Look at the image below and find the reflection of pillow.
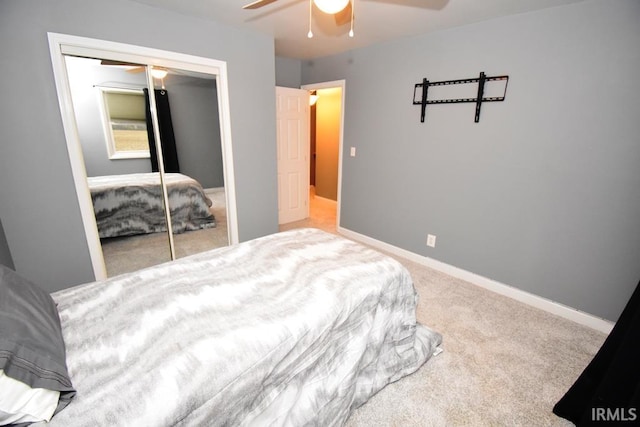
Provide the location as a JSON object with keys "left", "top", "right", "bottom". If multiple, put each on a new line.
{"left": 0, "top": 265, "right": 75, "bottom": 424}
{"left": 0, "top": 369, "right": 59, "bottom": 424}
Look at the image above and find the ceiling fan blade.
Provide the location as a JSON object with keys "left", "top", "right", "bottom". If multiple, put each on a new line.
{"left": 100, "top": 60, "right": 146, "bottom": 74}
{"left": 334, "top": 1, "right": 352, "bottom": 26}
{"left": 243, "top": 0, "right": 278, "bottom": 10}
{"left": 100, "top": 59, "right": 135, "bottom": 66}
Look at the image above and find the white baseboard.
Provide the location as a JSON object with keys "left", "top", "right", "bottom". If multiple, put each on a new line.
{"left": 337, "top": 226, "right": 614, "bottom": 335}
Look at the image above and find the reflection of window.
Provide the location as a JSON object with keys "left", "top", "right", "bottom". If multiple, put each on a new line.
{"left": 98, "top": 87, "right": 150, "bottom": 159}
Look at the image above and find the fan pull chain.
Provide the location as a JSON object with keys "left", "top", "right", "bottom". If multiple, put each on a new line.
{"left": 349, "top": 0, "right": 355, "bottom": 37}
{"left": 307, "top": 0, "right": 313, "bottom": 38}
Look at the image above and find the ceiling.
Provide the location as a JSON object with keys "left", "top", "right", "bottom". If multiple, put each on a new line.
{"left": 131, "top": 0, "right": 585, "bottom": 60}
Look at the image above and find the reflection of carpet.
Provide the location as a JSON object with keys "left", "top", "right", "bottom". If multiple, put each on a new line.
{"left": 101, "top": 188, "right": 228, "bottom": 277}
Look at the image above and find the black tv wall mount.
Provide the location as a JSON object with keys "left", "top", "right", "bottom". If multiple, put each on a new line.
{"left": 413, "top": 72, "right": 509, "bottom": 123}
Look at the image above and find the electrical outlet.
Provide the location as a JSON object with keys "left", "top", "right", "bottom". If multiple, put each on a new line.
{"left": 426, "top": 234, "right": 436, "bottom": 248}
{"left": 350, "top": 147, "right": 356, "bottom": 157}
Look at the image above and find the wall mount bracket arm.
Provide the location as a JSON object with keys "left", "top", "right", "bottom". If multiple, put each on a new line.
{"left": 413, "top": 72, "right": 509, "bottom": 123}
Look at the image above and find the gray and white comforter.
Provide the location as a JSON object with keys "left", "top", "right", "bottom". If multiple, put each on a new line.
{"left": 87, "top": 172, "right": 215, "bottom": 239}
{"left": 47, "top": 228, "right": 442, "bottom": 426}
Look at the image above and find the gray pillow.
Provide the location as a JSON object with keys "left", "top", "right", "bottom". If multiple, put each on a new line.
{"left": 0, "top": 265, "right": 75, "bottom": 419}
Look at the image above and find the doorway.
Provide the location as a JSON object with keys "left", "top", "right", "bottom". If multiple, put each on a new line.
{"left": 311, "top": 88, "right": 338, "bottom": 200}
{"left": 280, "top": 80, "right": 344, "bottom": 234}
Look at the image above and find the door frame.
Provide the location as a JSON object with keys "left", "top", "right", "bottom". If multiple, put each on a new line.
{"left": 301, "top": 80, "right": 345, "bottom": 228}
{"left": 48, "top": 32, "right": 239, "bottom": 280}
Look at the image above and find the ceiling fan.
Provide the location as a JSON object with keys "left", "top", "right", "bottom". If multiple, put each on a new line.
{"left": 244, "top": 0, "right": 355, "bottom": 35}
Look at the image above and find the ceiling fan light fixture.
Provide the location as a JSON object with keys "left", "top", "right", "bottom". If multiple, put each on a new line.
{"left": 307, "top": 0, "right": 314, "bottom": 38}
{"left": 150, "top": 68, "right": 168, "bottom": 79}
{"left": 348, "top": 0, "right": 355, "bottom": 37}
{"left": 313, "top": 0, "right": 349, "bottom": 15}
{"left": 309, "top": 91, "right": 319, "bottom": 105}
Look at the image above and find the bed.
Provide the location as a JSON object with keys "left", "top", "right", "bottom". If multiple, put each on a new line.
{"left": 87, "top": 172, "right": 216, "bottom": 239}
{"left": 1, "top": 228, "right": 442, "bottom": 426}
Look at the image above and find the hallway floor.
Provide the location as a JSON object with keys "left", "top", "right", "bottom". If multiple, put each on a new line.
{"left": 279, "top": 186, "right": 336, "bottom": 234}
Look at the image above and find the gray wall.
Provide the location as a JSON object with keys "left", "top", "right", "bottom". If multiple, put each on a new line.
{"left": 275, "top": 56, "right": 302, "bottom": 88}
{"left": 0, "top": 219, "right": 15, "bottom": 270}
{"left": 66, "top": 58, "right": 225, "bottom": 187}
{"left": 168, "top": 75, "right": 224, "bottom": 189}
{"left": 302, "top": 0, "right": 640, "bottom": 322}
{"left": 66, "top": 57, "right": 152, "bottom": 176}
{"left": 0, "top": 0, "right": 279, "bottom": 292}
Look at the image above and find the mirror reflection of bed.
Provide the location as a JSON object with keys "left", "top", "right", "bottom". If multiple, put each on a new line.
{"left": 100, "top": 186, "right": 228, "bottom": 276}
{"left": 64, "top": 56, "right": 229, "bottom": 277}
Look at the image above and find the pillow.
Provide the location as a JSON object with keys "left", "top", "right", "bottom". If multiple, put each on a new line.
{"left": 0, "top": 369, "right": 59, "bottom": 424}
{"left": 0, "top": 265, "right": 75, "bottom": 424}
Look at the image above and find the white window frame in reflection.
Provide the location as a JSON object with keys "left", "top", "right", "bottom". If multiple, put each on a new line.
{"left": 97, "top": 86, "right": 151, "bottom": 160}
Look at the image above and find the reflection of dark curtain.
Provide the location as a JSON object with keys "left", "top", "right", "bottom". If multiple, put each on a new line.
{"left": 144, "top": 88, "right": 180, "bottom": 173}
{"left": 553, "top": 280, "right": 640, "bottom": 425}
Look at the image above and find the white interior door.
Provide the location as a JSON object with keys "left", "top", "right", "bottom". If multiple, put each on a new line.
{"left": 276, "top": 86, "right": 309, "bottom": 225}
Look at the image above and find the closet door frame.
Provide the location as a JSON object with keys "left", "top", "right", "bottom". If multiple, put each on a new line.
{"left": 48, "top": 32, "right": 239, "bottom": 280}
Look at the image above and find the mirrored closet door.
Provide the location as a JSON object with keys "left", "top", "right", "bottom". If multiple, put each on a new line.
{"left": 50, "top": 33, "right": 238, "bottom": 280}
{"left": 148, "top": 68, "right": 229, "bottom": 259}
{"left": 65, "top": 56, "right": 173, "bottom": 276}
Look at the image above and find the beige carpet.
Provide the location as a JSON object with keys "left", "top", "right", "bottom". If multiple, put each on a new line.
{"left": 282, "top": 189, "right": 607, "bottom": 426}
